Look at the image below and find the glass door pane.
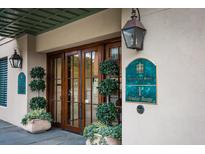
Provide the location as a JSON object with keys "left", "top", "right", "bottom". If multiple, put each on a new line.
{"left": 85, "top": 52, "right": 92, "bottom": 125}
{"left": 48, "top": 55, "right": 62, "bottom": 126}
{"left": 53, "top": 57, "right": 62, "bottom": 123}
{"left": 66, "top": 52, "right": 80, "bottom": 130}
{"left": 92, "top": 51, "right": 99, "bottom": 122}
{"left": 84, "top": 50, "right": 99, "bottom": 126}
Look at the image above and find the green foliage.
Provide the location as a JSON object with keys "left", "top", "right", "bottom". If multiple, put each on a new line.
{"left": 21, "top": 66, "right": 52, "bottom": 126}
{"left": 29, "top": 97, "right": 47, "bottom": 110}
{"left": 97, "top": 78, "right": 118, "bottom": 96}
{"left": 30, "top": 66, "right": 45, "bottom": 79}
{"left": 83, "top": 122, "right": 104, "bottom": 140}
{"left": 83, "top": 59, "right": 121, "bottom": 144}
{"left": 98, "top": 124, "right": 122, "bottom": 141}
{"left": 83, "top": 122, "right": 122, "bottom": 144}
{"left": 96, "top": 102, "right": 117, "bottom": 125}
{"left": 29, "top": 79, "right": 45, "bottom": 92}
{"left": 99, "top": 59, "right": 119, "bottom": 76}
{"left": 21, "top": 109, "right": 52, "bottom": 125}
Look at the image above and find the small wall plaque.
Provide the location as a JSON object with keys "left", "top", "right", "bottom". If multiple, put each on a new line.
{"left": 126, "top": 58, "right": 157, "bottom": 104}
{"left": 18, "top": 72, "right": 26, "bottom": 94}
{"left": 137, "top": 105, "right": 144, "bottom": 114}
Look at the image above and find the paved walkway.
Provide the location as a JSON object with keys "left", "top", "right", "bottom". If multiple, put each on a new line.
{"left": 0, "top": 120, "right": 86, "bottom": 145}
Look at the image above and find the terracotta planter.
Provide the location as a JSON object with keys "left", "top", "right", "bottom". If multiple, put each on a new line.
{"left": 23, "top": 119, "right": 51, "bottom": 133}
{"left": 86, "top": 134, "right": 121, "bottom": 145}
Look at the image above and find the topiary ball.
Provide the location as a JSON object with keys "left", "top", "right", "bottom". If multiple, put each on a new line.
{"left": 99, "top": 59, "right": 119, "bottom": 76}
{"left": 29, "top": 97, "right": 47, "bottom": 110}
{"left": 29, "top": 79, "right": 46, "bottom": 92}
{"left": 30, "top": 66, "right": 45, "bottom": 79}
{"left": 96, "top": 102, "right": 117, "bottom": 125}
{"left": 97, "top": 78, "right": 118, "bottom": 96}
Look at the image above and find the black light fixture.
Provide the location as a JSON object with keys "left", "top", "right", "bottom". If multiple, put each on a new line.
{"left": 122, "top": 8, "right": 146, "bottom": 50}
{"left": 9, "top": 49, "right": 23, "bottom": 68}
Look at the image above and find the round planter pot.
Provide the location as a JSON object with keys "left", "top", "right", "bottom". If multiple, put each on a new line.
{"left": 104, "top": 136, "right": 121, "bottom": 145}
{"left": 86, "top": 134, "right": 121, "bottom": 145}
{"left": 23, "top": 119, "right": 51, "bottom": 133}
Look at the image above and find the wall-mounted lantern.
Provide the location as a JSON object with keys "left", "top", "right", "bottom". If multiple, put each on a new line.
{"left": 9, "top": 50, "right": 23, "bottom": 68}
{"left": 122, "top": 8, "right": 146, "bottom": 50}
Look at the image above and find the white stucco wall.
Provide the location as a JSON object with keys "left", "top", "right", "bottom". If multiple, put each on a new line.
{"left": 0, "top": 35, "right": 28, "bottom": 127}
{"left": 0, "top": 35, "right": 46, "bottom": 127}
{"left": 122, "top": 8, "right": 205, "bottom": 144}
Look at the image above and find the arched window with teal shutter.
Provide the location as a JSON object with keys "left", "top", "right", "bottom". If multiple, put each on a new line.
{"left": 18, "top": 72, "right": 26, "bottom": 94}
{"left": 126, "top": 58, "right": 157, "bottom": 104}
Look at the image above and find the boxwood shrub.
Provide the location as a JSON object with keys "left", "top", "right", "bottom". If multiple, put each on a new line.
{"left": 29, "top": 97, "right": 47, "bottom": 110}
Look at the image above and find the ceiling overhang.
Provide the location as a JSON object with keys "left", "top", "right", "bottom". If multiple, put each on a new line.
{"left": 0, "top": 8, "right": 105, "bottom": 41}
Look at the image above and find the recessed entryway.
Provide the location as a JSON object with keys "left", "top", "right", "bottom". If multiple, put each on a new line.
{"left": 47, "top": 38, "right": 121, "bottom": 134}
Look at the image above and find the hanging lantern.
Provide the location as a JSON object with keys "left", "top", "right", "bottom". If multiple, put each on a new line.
{"left": 9, "top": 50, "right": 23, "bottom": 68}
{"left": 122, "top": 8, "right": 146, "bottom": 50}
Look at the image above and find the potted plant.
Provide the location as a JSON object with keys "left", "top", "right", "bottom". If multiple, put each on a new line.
{"left": 84, "top": 121, "right": 122, "bottom": 145}
{"left": 21, "top": 66, "right": 52, "bottom": 133}
{"left": 83, "top": 59, "right": 122, "bottom": 145}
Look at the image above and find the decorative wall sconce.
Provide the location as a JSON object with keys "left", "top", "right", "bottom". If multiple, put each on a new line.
{"left": 9, "top": 49, "right": 23, "bottom": 68}
{"left": 122, "top": 8, "right": 146, "bottom": 50}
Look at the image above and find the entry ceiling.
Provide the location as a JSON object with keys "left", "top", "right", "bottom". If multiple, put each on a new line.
{"left": 0, "top": 8, "right": 105, "bottom": 39}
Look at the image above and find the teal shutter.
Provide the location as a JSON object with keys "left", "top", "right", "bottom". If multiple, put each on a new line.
{"left": 0, "top": 57, "right": 8, "bottom": 107}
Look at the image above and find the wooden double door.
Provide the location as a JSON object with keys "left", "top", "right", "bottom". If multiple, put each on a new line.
{"left": 47, "top": 47, "right": 103, "bottom": 133}
{"left": 47, "top": 40, "right": 121, "bottom": 133}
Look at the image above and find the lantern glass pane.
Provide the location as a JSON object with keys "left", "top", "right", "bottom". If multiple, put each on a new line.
{"left": 17, "top": 60, "right": 21, "bottom": 68}
{"left": 135, "top": 27, "right": 146, "bottom": 49}
{"left": 13, "top": 59, "right": 18, "bottom": 68}
{"left": 123, "top": 28, "right": 136, "bottom": 48}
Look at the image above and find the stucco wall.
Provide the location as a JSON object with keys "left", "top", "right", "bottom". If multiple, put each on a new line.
{"left": 122, "top": 8, "right": 205, "bottom": 144}
{"left": 36, "top": 8, "right": 121, "bottom": 53}
{"left": 0, "top": 35, "right": 46, "bottom": 127}
{"left": 0, "top": 35, "right": 28, "bottom": 127}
